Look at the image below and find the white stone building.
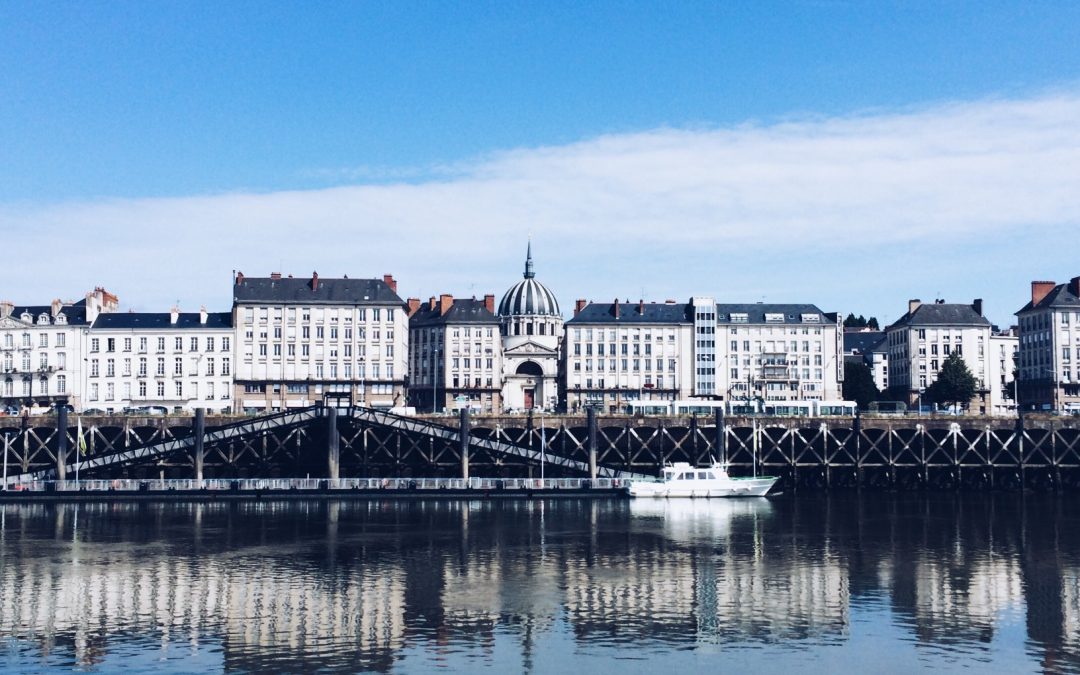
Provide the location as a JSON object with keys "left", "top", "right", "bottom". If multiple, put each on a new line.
{"left": 885, "top": 299, "right": 993, "bottom": 413}
{"left": 232, "top": 272, "right": 408, "bottom": 412}
{"left": 497, "top": 245, "right": 563, "bottom": 411}
{"left": 0, "top": 288, "right": 118, "bottom": 413}
{"left": 1015, "top": 277, "right": 1080, "bottom": 414}
{"left": 564, "top": 299, "right": 695, "bottom": 412}
{"left": 407, "top": 294, "right": 503, "bottom": 414}
{"left": 710, "top": 302, "right": 844, "bottom": 404}
{"left": 988, "top": 328, "right": 1019, "bottom": 416}
{"left": 86, "top": 308, "right": 234, "bottom": 413}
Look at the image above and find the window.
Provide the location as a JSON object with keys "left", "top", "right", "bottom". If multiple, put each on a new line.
{"left": 190, "top": 337, "right": 198, "bottom": 351}
{"left": 57, "top": 374, "right": 66, "bottom": 393}
{"left": 157, "top": 337, "right": 165, "bottom": 352}
{"left": 175, "top": 337, "right": 183, "bottom": 351}
{"left": 157, "top": 381, "right": 165, "bottom": 397}
{"left": 139, "top": 381, "right": 147, "bottom": 397}
{"left": 90, "top": 359, "right": 99, "bottom": 377}
{"left": 106, "top": 358, "right": 115, "bottom": 377}
{"left": 91, "top": 338, "right": 100, "bottom": 352}
{"left": 174, "top": 358, "right": 183, "bottom": 375}
{"left": 206, "top": 358, "right": 215, "bottom": 375}
{"left": 222, "top": 337, "right": 230, "bottom": 351}
{"left": 222, "top": 358, "right": 230, "bottom": 376}
{"left": 39, "top": 333, "right": 48, "bottom": 348}
{"left": 57, "top": 333, "right": 66, "bottom": 347}
{"left": 176, "top": 381, "right": 183, "bottom": 398}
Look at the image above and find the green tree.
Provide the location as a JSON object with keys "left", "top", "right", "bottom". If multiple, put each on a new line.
{"left": 842, "top": 361, "right": 880, "bottom": 409}
{"left": 844, "top": 313, "right": 860, "bottom": 328}
{"left": 925, "top": 353, "right": 978, "bottom": 411}
{"left": 867, "top": 317, "right": 880, "bottom": 330}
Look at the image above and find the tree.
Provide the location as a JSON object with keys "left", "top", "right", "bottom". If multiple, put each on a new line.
{"left": 925, "top": 353, "right": 978, "bottom": 411}
{"left": 867, "top": 317, "right": 880, "bottom": 330}
{"left": 842, "top": 361, "right": 880, "bottom": 409}
{"left": 843, "top": 314, "right": 881, "bottom": 330}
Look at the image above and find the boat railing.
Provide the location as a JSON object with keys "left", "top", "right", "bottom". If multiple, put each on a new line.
{"left": 1, "top": 477, "right": 625, "bottom": 493}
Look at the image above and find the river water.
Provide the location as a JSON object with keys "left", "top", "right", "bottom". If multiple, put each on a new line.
{"left": 1, "top": 494, "right": 1078, "bottom": 674}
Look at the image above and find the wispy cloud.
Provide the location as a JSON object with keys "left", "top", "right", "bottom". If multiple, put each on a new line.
{"left": 4, "top": 90, "right": 1079, "bottom": 325}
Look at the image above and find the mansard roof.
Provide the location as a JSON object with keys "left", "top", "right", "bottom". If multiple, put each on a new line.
{"left": 714, "top": 303, "right": 828, "bottom": 324}
{"left": 92, "top": 312, "right": 233, "bottom": 330}
{"left": 1015, "top": 283, "right": 1080, "bottom": 314}
{"left": 887, "top": 303, "right": 990, "bottom": 330}
{"left": 234, "top": 276, "right": 404, "bottom": 306}
{"left": 411, "top": 298, "right": 499, "bottom": 327}
{"left": 566, "top": 302, "right": 693, "bottom": 325}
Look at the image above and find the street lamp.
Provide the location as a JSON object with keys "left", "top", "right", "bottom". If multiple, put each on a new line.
{"left": 358, "top": 357, "right": 366, "bottom": 408}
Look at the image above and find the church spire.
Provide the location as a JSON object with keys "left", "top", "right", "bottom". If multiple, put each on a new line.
{"left": 524, "top": 238, "right": 535, "bottom": 279}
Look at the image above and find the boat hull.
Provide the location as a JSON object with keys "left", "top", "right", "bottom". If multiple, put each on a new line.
{"left": 627, "top": 477, "right": 778, "bottom": 498}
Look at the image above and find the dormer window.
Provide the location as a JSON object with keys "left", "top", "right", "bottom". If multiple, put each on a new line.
{"left": 55, "top": 314, "right": 66, "bottom": 325}
{"left": 37, "top": 314, "right": 49, "bottom": 325}
{"left": 20, "top": 312, "right": 31, "bottom": 323}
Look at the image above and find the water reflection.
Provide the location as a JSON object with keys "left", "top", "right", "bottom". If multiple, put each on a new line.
{"left": 0, "top": 495, "right": 1077, "bottom": 673}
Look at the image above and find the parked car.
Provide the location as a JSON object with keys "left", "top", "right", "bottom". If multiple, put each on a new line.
{"left": 82, "top": 408, "right": 107, "bottom": 415}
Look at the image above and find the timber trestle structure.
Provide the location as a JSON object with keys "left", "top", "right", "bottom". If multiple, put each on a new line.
{"left": 2, "top": 408, "right": 1079, "bottom": 489}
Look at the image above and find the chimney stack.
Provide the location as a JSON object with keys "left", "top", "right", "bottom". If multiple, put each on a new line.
{"left": 407, "top": 298, "right": 421, "bottom": 316}
{"left": 638, "top": 299, "right": 645, "bottom": 315}
{"left": 440, "top": 293, "right": 453, "bottom": 316}
{"left": 429, "top": 296, "right": 437, "bottom": 310}
{"left": 613, "top": 298, "right": 620, "bottom": 319}
{"left": 50, "top": 299, "right": 62, "bottom": 317}
{"left": 483, "top": 294, "right": 495, "bottom": 314}
{"left": 574, "top": 299, "right": 587, "bottom": 317}
{"left": 270, "top": 272, "right": 281, "bottom": 280}
{"left": 199, "top": 306, "right": 208, "bottom": 324}
{"left": 311, "top": 271, "right": 319, "bottom": 292}
{"left": 972, "top": 298, "right": 983, "bottom": 317}
{"left": 383, "top": 274, "right": 398, "bottom": 293}
{"left": 170, "top": 306, "right": 180, "bottom": 325}
{"left": 908, "top": 299, "right": 922, "bottom": 315}
{"left": 1031, "top": 281, "right": 1056, "bottom": 306}
{"left": 0, "top": 301, "right": 12, "bottom": 318}
{"left": 1070, "top": 276, "right": 1080, "bottom": 298}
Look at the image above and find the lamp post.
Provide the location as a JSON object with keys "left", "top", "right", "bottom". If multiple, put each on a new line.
{"left": 359, "top": 358, "right": 366, "bottom": 408}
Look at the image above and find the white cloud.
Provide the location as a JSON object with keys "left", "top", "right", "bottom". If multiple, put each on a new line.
{"left": 3, "top": 90, "right": 1080, "bottom": 326}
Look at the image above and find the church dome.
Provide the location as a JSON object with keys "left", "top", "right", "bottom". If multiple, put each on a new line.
{"left": 498, "top": 243, "right": 561, "bottom": 317}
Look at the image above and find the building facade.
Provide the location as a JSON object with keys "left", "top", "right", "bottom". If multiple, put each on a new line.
{"left": 232, "top": 272, "right": 408, "bottom": 412}
{"left": 1015, "top": 278, "right": 1080, "bottom": 414}
{"left": 988, "top": 328, "right": 1018, "bottom": 416}
{"left": 844, "top": 330, "right": 889, "bottom": 393}
{"left": 86, "top": 308, "right": 234, "bottom": 413}
{"left": 564, "top": 299, "right": 695, "bottom": 412}
{"left": 408, "top": 294, "right": 503, "bottom": 414}
{"left": 0, "top": 288, "right": 118, "bottom": 412}
{"left": 497, "top": 245, "right": 563, "bottom": 412}
{"left": 711, "top": 303, "right": 844, "bottom": 404}
{"left": 885, "top": 299, "right": 993, "bottom": 412}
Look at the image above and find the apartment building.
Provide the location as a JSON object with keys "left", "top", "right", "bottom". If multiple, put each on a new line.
{"left": 1015, "top": 277, "right": 1080, "bottom": 414}
{"left": 564, "top": 299, "right": 695, "bottom": 412}
{"left": 407, "top": 294, "right": 503, "bottom": 414}
{"left": 885, "top": 299, "right": 993, "bottom": 412}
{"left": 712, "top": 303, "right": 844, "bottom": 403}
{"left": 233, "top": 272, "right": 408, "bottom": 412}
{"left": 988, "top": 328, "right": 1019, "bottom": 416}
{"left": 0, "top": 288, "right": 117, "bottom": 412}
{"left": 86, "top": 308, "right": 233, "bottom": 413}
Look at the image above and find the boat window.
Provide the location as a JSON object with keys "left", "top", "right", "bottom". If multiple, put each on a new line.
{"left": 677, "top": 473, "right": 691, "bottom": 480}
{"left": 706, "top": 472, "right": 716, "bottom": 479}
{"left": 698, "top": 471, "right": 708, "bottom": 479}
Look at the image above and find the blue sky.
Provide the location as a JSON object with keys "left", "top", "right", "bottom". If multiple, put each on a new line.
{"left": 3, "top": 1, "right": 1080, "bottom": 327}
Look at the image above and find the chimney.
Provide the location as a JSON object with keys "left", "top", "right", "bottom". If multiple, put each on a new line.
{"left": 1070, "top": 276, "right": 1080, "bottom": 298}
{"left": 638, "top": 299, "right": 645, "bottom": 315}
{"left": 483, "top": 294, "right": 495, "bottom": 314}
{"left": 407, "top": 298, "right": 422, "bottom": 316}
{"left": 383, "top": 274, "right": 397, "bottom": 293}
{"left": 665, "top": 299, "right": 676, "bottom": 304}
{"left": 429, "top": 296, "right": 437, "bottom": 310}
{"left": 1031, "top": 281, "right": 1056, "bottom": 306}
{"left": 972, "top": 298, "right": 983, "bottom": 317}
{"left": 50, "top": 299, "right": 62, "bottom": 317}
{"left": 613, "top": 298, "right": 620, "bottom": 319}
{"left": 0, "top": 301, "right": 12, "bottom": 318}
{"left": 574, "top": 299, "right": 587, "bottom": 317}
{"left": 199, "top": 306, "right": 208, "bottom": 324}
{"left": 170, "top": 306, "right": 180, "bottom": 325}
{"left": 311, "top": 271, "right": 319, "bottom": 291}
{"left": 440, "top": 293, "right": 453, "bottom": 316}
{"left": 908, "top": 299, "right": 921, "bottom": 315}
{"left": 235, "top": 271, "right": 244, "bottom": 285}
{"left": 270, "top": 272, "right": 282, "bottom": 280}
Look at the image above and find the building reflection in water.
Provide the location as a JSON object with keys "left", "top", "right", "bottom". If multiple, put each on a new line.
{"left": 0, "top": 494, "right": 1078, "bottom": 673}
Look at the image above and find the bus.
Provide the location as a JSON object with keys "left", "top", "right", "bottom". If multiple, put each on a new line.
{"left": 813, "top": 400, "right": 857, "bottom": 417}
{"left": 726, "top": 400, "right": 762, "bottom": 416}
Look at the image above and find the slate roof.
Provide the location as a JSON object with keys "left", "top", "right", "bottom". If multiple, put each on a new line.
{"left": 566, "top": 302, "right": 693, "bottom": 325}
{"left": 1015, "top": 283, "right": 1080, "bottom": 314}
{"left": 92, "top": 312, "right": 233, "bottom": 330}
{"left": 886, "top": 303, "right": 990, "bottom": 330}
{"left": 844, "top": 331, "right": 886, "bottom": 355}
{"left": 714, "top": 303, "right": 827, "bottom": 324}
{"left": 9, "top": 299, "right": 90, "bottom": 325}
{"left": 410, "top": 299, "right": 499, "bottom": 327}
{"left": 234, "top": 277, "right": 404, "bottom": 306}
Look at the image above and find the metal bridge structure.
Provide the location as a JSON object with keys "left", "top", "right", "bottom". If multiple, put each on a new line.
{"left": 2, "top": 407, "right": 1079, "bottom": 489}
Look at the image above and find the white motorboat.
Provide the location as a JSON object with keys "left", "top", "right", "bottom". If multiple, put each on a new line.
{"left": 626, "top": 461, "right": 778, "bottom": 498}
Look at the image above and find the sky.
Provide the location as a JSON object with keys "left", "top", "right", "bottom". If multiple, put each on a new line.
{"left": 2, "top": 1, "right": 1080, "bottom": 328}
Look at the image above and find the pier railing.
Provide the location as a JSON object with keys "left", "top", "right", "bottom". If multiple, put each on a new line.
{"left": 2, "top": 477, "right": 626, "bottom": 493}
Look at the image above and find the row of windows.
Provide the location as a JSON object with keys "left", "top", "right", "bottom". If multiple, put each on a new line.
{"left": 245, "top": 326, "right": 394, "bottom": 341}
{"left": 2, "top": 332, "right": 67, "bottom": 349}
{"left": 573, "top": 359, "right": 678, "bottom": 373}
{"left": 87, "top": 380, "right": 232, "bottom": 401}
{"left": 88, "top": 357, "right": 231, "bottom": 378}
{"left": 1, "top": 375, "right": 65, "bottom": 396}
{"left": 243, "top": 307, "right": 398, "bottom": 323}
{"left": 90, "top": 336, "right": 231, "bottom": 354}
